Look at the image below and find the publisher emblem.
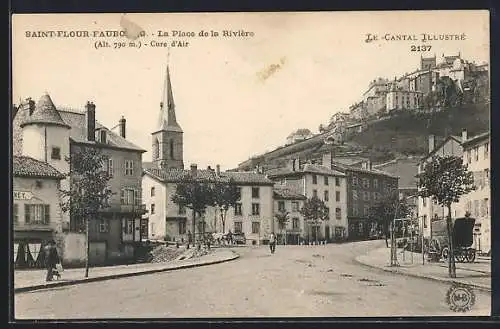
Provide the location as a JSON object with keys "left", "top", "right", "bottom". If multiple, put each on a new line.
{"left": 446, "top": 284, "right": 475, "bottom": 312}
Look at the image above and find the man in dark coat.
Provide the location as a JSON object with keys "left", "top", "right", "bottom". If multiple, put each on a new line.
{"left": 44, "top": 240, "right": 59, "bottom": 281}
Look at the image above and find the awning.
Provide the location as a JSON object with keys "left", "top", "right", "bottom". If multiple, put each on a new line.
{"left": 14, "top": 229, "right": 54, "bottom": 241}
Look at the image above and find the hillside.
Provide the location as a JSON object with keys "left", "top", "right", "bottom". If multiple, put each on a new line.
{"left": 350, "top": 102, "right": 490, "bottom": 162}
{"left": 237, "top": 102, "right": 489, "bottom": 171}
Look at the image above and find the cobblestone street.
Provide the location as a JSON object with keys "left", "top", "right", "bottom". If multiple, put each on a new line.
{"left": 15, "top": 240, "right": 490, "bottom": 319}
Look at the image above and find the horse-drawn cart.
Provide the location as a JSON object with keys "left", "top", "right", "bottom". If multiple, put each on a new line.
{"left": 429, "top": 217, "right": 476, "bottom": 263}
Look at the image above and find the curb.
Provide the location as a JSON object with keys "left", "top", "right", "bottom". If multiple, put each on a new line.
{"left": 354, "top": 256, "right": 491, "bottom": 293}
{"left": 15, "top": 251, "right": 239, "bottom": 294}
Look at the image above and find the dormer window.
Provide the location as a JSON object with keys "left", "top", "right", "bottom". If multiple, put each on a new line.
{"left": 99, "top": 130, "right": 107, "bottom": 144}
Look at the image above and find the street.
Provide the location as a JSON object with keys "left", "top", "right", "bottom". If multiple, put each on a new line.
{"left": 15, "top": 240, "right": 490, "bottom": 319}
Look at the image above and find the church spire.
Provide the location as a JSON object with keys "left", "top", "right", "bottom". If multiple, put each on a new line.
{"left": 157, "top": 52, "right": 182, "bottom": 133}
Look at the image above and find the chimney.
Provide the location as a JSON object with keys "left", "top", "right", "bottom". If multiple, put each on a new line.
{"left": 22, "top": 98, "right": 35, "bottom": 116}
{"left": 85, "top": 101, "right": 96, "bottom": 142}
{"left": 428, "top": 134, "right": 435, "bottom": 153}
{"left": 461, "top": 129, "right": 468, "bottom": 143}
{"left": 119, "top": 116, "right": 126, "bottom": 138}
{"left": 190, "top": 164, "right": 197, "bottom": 177}
{"left": 322, "top": 152, "right": 332, "bottom": 169}
{"left": 216, "top": 164, "right": 220, "bottom": 175}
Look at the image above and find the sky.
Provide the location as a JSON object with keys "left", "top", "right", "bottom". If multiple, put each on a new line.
{"left": 12, "top": 11, "right": 489, "bottom": 170}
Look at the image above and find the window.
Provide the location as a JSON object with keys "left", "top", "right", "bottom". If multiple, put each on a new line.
{"left": 169, "top": 139, "right": 174, "bottom": 159}
{"left": 422, "top": 197, "right": 427, "bottom": 207}
{"left": 236, "top": 187, "right": 242, "bottom": 199}
{"left": 352, "top": 190, "right": 358, "bottom": 201}
{"left": 150, "top": 204, "right": 155, "bottom": 214}
{"left": 363, "top": 205, "right": 370, "bottom": 216}
{"left": 292, "top": 218, "right": 299, "bottom": 229}
{"left": 120, "top": 189, "right": 139, "bottom": 205}
{"left": 423, "top": 215, "right": 428, "bottom": 229}
{"left": 336, "top": 191, "right": 340, "bottom": 202}
{"left": 179, "top": 221, "right": 186, "bottom": 234}
{"left": 324, "top": 191, "right": 329, "bottom": 202}
{"left": 483, "top": 198, "right": 489, "bottom": 216}
{"left": 467, "top": 150, "right": 471, "bottom": 164}
{"left": 252, "top": 222, "right": 260, "bottom": 234}
{"left": 252, "top": 203, "right": 260, "bottom": 216}
{"left": 484, "top": 142, "right": 489, "bottom": 159}
{"left": 122, "top": 219, "right": 134, "bottom": 235}
{"left": 125, "top": 160, "right": 134, "bottom": 176}
{"left": 335, "top": 177, "right": 340, "bottom": 186}
{"left": 278, "top": 201, "right": 285, "bottom": 212}
{"left": 291, "top": 201, "right": 299, "bottom": 212}
{"left": 252, "top": 187, "right": 260, "bottom": 198}
{"left": 312, "top": 189, "right": 318, "bottom": 198}
{"left": 373, "top": 179, "right": 378, "bottom": 188}
{"left": 234, "top": 203, "right": 243, "bottom": 216}
{"left": 150, "top": 187, "right": 155, "bottom": 197}
{"left": 107, "top": 158, "right": 114, "bottom": 177}
{"left": 99, "top": 219, "right": 109, "bottom": 233}
{"left": 312, "top": 174, "right": 317, "bottom": 184}
{"left": 234, "top": 221, "right": 242, "bottom": 233}
{"left": 474, "top": 147, "right": 479, "bottom": 162}
{"left": 325, "top": 207, "right": 330, "bottom": 217}
{"left": 51, "top": 147, "right": 61, "bottom": 160}
{"left": 335, "top": 207, "right": 341, "bottom": 220}
{"left": 24, "top": 204, "right": 50, "bottom": 224}
{"left": 178, "top": 205, "right": 186, "bottom": 215}
{"left": 353, "top": 207, "right": 359, "bottom": 216}
{"left": 324, "top": 176, "right": 329, "bottom": 185}
{"left": 13, "top": 204, "right": 18, "bottom": 223}
{"left": 352, "top": 176, "right": 358, "bottom": 186}
{"left": 362, "top": 178, "right": 370, "bottom": 188}
{"left": 363, "top": 191, "right": 370, "bottom": 201}
{"left": 99, "top": 130, "right": 107, "bottom": 144}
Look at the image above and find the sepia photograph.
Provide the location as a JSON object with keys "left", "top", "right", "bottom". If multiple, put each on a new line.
{"left": 11, "top": 11, "right": 491, "bottom": 319}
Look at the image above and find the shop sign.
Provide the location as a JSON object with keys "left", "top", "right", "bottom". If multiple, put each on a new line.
{"left": 14, "top": 191, "right": 33, "bottom": 200}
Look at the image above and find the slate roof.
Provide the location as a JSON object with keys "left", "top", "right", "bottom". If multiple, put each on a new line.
{"left": 144, "top": 168, "right": 218, "bottom": 183}
{"left": 266, "top": 163, "right": 345, "bottom": 178}
{"left": 273, "top": 187, "right": 306, "bottom": 200}
{"left": 20, "top": 94, "right": 70, "bottom": 129}
{"left": 219, "top": 171, "right": 274, "bottom": 185}
{"left": 420, "top": 135, "right": 463, "bottom": 163}
{"left": 331, "top": 162, "right": 399, "bottom": 179}
{"left": 13, "top": 156, "right": 65, "bottom": 179}
{"left": 144, "top": 167, "right": 274, "bottom": 185}
{"left": 461, "top": 131, "right": 490, "bottom": 148}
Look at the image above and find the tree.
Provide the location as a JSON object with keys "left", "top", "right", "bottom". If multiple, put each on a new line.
{"left": 171, "top": 176, "right": 215, "bottom": 249}
{"left": 212, "top": 178, "right": 241, "bottom": 234}
{"left": 416, "top": 155, "right": 475, "bottom": 278}
{"left": 369, "top": 190, "right": 410, "bottom": 249}
{"left": 60, "top": 147, "right": 113, "bottom": 278}
{"left": 300, "top": 196, "right": 329, "bottom": 244}
{"left": 275, "top": 210, "right": 289, "bottom": 245}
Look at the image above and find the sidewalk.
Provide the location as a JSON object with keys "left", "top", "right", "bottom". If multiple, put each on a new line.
{"left": 355, "top": 247, "right": 491, "bottom": 292}
{"left": 14, "top": 249, "right": 239, "bottom": 293}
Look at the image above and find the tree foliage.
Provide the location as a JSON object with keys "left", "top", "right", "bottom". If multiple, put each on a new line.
{"left": 300, "top": 196, "right": 329, "bottom": 222}
{"left": 416, "top": 155, "right": 475, "bottom": 207}
{"left": 275, "top": 210, "right": 290, "bottom": 244}
{"left": 212, "top": 178, "right": 241, "bottom": 233}
{"left": 60, "top": 146, "right": 113, "bottom": 232}
{"left": 369, "top": 190, "right": 411, "bottom": 247}
{"left": 416, "top": 155, "right": 475, "bottom": 278}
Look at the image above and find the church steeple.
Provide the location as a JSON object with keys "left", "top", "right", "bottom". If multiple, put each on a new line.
{"left": 152, "top": 55, "right": 184, "bottom": 170}
{"left": 156, "top": 63, "right": 182, "bottom": 133}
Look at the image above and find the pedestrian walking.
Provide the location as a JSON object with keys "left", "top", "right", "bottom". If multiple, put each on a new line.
{"left": 269, "top": 233, "right": 276, "bottom": 254}
{"left": 44, "top": 240, "right": 60, "bottom": 282}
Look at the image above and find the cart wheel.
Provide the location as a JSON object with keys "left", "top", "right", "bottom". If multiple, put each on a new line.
{"left": 466, "top": 249, "right": 476, "bottom": 263}
{"left": 441, "top": 246, "right": 449, "bottom": 261}
{"left": 455, "top": 252, "right": 465, "bottom": 263}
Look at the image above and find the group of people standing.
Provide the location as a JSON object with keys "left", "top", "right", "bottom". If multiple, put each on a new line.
{"left": 43, "top": 240, "right": 61, "bottom": 281}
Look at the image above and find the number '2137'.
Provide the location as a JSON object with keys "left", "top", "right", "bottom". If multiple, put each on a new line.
{"left": 411, "top": 45, "right": 432, "bottom": 52}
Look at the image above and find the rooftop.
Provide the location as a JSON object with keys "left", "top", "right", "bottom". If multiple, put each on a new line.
{"left": 13, "top": 156, "right": 65, "bottom": 179}
{"left": 273, "top": 186, "right": 306, "bottom": 200}
{"left": 461, "top": 131, "right": 490, "bottom": 148}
